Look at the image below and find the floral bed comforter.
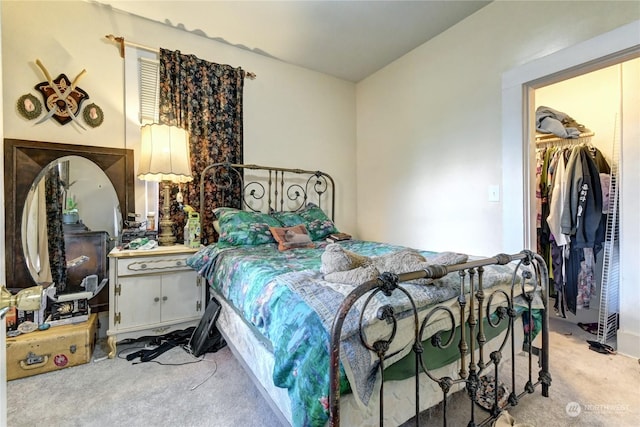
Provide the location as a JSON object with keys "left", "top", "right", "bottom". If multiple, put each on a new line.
{"left": 187, "top": 240, "right": 518, "bottom": 427}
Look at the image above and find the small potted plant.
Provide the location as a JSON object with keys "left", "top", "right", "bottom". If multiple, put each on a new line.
{"left": 62, "top": 196, "right": 79, "bottom": 224}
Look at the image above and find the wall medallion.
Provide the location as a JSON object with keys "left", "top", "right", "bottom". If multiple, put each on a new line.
{"left": 83, "top": 103, "right": 104, "bottom": 128}
{"left": 16, "top": 94, "right": 42, "bottom": 120}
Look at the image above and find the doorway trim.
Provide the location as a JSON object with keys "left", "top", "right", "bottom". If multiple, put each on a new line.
{"left": 500, "top": 19, "right": 640, "bottom": 357}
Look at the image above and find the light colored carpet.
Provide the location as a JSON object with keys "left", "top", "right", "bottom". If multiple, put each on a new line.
{"left": 7, "top": 339, "right": 283, "bottom": 427}
{"left": 7, "top": 317, "right": 640, "bottom": 426}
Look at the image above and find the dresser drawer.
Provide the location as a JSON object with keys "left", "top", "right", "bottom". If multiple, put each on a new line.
{"left": 116, "top": 255, "right": 192, "bottom": 276}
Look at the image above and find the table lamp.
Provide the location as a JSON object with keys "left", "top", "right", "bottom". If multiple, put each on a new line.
{"left": 138, "top": 124, "right": 193, "bottom": 246}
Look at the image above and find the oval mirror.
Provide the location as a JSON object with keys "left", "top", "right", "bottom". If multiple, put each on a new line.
{"left": 21, "top": 155, "right": 122, "bottom": 289}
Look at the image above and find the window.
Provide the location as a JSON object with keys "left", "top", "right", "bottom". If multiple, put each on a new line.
{"left": 138, "top": 57, "right": 159, "bottom": 124}
{"left": 124, "top": 47, "right": 160, "bottom": 220}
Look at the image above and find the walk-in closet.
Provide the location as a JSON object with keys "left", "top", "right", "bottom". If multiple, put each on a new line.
{"left": 531, "top": 58, "right": 638, "bottom": 351}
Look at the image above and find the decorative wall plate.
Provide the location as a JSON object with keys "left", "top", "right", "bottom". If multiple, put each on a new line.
{"left": 83, "top": 103, "right": 104, "bottom": 127}
{"left": 16, "top": 94, "right": 42, "bottom": 120}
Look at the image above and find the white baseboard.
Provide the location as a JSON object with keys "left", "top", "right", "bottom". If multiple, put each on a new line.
{"left": 616, "top": 329, "right": 640, "bottom": 358}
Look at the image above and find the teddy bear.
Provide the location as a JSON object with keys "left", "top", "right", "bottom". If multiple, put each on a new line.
{"left": 320, "top": 243, "right": 468, "bottom": 285}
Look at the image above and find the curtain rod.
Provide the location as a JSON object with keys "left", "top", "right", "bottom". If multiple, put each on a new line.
{"left": 105, "top": 34, "right": 256, "bottom": 80}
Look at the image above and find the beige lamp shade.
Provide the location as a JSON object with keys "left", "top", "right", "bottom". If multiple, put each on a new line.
{"left": 138, "top": 124, "right": 193, "bottom": 183}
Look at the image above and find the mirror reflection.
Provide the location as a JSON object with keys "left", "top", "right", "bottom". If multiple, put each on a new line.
{"left": 22, "top": 156, "right": 122, "bottom": 294}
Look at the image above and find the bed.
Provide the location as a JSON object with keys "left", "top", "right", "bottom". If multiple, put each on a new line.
{"left": 187, "top": 163, "right": 550, "bottom": 427}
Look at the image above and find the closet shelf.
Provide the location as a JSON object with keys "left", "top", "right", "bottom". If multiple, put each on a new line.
{"left": 535, "top": 131, "right": 594, "bottom": 146}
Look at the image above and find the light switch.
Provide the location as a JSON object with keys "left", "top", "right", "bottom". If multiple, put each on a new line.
{"left": 488, "top": 185, "right": 500, "bottom": 202}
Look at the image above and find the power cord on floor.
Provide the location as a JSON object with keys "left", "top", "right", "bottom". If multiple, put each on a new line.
{"left": 190, "top": 355, "right": 218, "bottom": 391}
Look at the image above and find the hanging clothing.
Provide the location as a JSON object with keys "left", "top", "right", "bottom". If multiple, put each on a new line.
{"left": 546, "top": 148, "right": 570, "bottom": 247}
{"left": 536, "top": 142, "right": 609, "bottom": 315}
{"left": 564, "top": 246, "right": 581, "bottom": 315}
{"left": 538, "top": 147, "right": 556, "bottom": 262}
{"left": 577, "top": 248, "right": 596, "bottom": 310}
{"left": 560, "top": 145, "right": 605, "bottom": 250}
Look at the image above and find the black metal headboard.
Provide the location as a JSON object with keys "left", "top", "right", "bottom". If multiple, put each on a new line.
{"left": 200, "top": 162, "right": 335, "bottom": 225}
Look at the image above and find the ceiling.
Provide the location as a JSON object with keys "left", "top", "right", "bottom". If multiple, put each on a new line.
{"left": 95, "top": 1, "right": 491, "bottom": 82}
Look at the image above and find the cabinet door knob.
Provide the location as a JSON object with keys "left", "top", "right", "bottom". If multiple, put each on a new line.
{"left": 154, "top": 297, "right": 160, "bottom": 302}
{"left": 162, "top": 296, "right": 168, "bottom": 301}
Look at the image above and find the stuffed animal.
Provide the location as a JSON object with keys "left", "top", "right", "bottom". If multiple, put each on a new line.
{"left": 320, "top": 243, "right": 468, "bottom": 285}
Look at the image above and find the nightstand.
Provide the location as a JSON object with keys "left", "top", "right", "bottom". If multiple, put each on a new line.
{"left": 106, "top": 245, "right": 203, "bottom": 358}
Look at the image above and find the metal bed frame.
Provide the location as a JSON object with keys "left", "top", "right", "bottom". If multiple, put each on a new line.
{"left": 329, "top": 251, "right": 550, "bottom": 426}
{"left": 198, "top": 162, "right": 551, "bottom": 426}
{"left": 199, "top": 162, "right": 335, "bottom": 222}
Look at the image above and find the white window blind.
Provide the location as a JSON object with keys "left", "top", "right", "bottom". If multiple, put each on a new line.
{"left": 138, "top": 57, "right": 159, "bottom": 123}
{"left": 130, "top": 51, "right": 161, "bottom": 220}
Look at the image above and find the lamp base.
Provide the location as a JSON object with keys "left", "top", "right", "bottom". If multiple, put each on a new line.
{"left": 158, "top": 181, "right": 176, "bottom": 246}
{"left": 158, "top": 217, "right": 176, "bottom": 246}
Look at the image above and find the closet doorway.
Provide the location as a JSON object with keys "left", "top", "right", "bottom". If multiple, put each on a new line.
{"left": 531, "top": 61, "right": 635, "bottom": 342}
{"left": 501, "top": 20, "right": 640, "bottom": 357}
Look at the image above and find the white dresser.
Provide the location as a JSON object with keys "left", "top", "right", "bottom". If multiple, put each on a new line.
{"left": 106, "top": 245, "right": 204, "bottom": 358}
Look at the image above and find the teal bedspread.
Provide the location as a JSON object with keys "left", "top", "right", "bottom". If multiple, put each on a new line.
{"left": 187, "top": 240, "right": 518, "bottom": 427}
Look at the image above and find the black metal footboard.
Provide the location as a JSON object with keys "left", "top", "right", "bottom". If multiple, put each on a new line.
{"left": 329, "top": 250, "right": 550, "bottom": 426}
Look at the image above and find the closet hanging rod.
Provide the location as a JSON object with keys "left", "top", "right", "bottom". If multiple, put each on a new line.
{"left": 105, "top": 34, "right": 256, "bottom": 80}
{"left": 535, "top": 131, "right": 594, "bottom": 146}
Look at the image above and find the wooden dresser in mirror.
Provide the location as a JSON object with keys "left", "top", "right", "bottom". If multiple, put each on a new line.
{"left": 4, "top": 139, "right": 134, "bottom": 312}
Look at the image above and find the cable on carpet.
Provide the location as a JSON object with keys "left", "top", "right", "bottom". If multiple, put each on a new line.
{"left": 190, "top": 356, "right": 218, "bottom": 391}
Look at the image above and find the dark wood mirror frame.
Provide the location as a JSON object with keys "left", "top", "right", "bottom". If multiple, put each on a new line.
{"left": 4, "top": 139, "right": 134, "bottom": 301}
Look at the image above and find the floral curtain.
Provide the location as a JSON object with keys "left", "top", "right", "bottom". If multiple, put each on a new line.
{"left": 158, "top": 48, "right": 244, "bottom": 244}
{"left": 45, "top": 167, "right": 67, "bottom": 293}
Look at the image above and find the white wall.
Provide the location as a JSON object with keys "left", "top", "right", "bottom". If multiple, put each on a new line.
{"left": 1, "top": 1, "right": 357, "bottom": 278}
{"left": 356, "top": 1, "right": 639, "bottom": 256}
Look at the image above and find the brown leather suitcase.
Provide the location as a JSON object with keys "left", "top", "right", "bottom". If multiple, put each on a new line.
{"left": 6, "top": 313, "right": 97, "bottom": 380}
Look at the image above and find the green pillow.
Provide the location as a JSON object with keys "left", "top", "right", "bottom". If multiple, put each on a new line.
{"left": 213, "top": 207, "right": 281, "bottom": 246}
{"left": 272, "top": 203, "right": 338, "bottom": 241}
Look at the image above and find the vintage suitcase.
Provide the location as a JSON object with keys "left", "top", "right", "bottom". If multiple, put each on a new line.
{"left": 6, "top": 313, "right": 97, "bottom": 380}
